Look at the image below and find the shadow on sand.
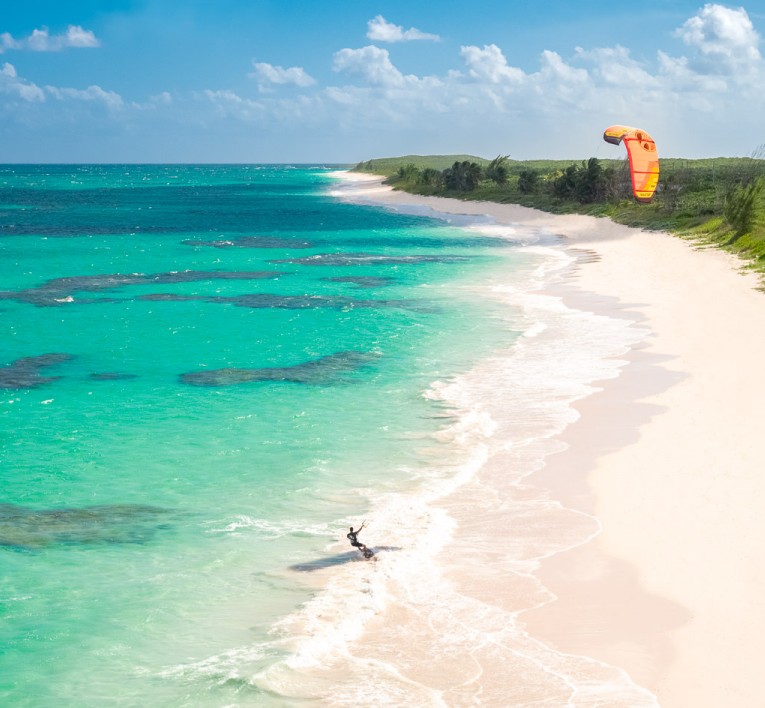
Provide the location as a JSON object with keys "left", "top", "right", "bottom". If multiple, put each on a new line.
{"left": 289, "top": 546, "right": 402, "bottom": 572}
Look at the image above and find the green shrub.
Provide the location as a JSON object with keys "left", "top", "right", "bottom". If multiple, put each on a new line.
{"left": 485, "top": 155, "right": 510, "bottom": 185}
{"left": 518, "top": 169, "right": 540, "bottom": 194}
{"left": 443, "top": 161, "right": 483, "bottom": 191}
{"left": 724, "top": 177, "right": 764, "bottom": 242}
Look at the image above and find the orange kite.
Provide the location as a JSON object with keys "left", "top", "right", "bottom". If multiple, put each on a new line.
{"left": 603, "top": 125, "right": 660, "bottom": 203}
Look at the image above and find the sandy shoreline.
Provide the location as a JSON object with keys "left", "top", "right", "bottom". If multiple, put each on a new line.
{"left": 332, "top": 172, "right": 765, "bottom": 706}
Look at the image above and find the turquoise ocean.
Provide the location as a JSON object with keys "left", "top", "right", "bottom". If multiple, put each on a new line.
{"left": 1, "top": 165, "right": 657, "bottom": 706}
{"left": 0, "top": 165, "right": 525, "bottom": 705}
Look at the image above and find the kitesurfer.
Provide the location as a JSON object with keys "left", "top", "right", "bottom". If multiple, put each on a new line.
{"left": 347, "top": 522, "right": 374, "bottom": 559}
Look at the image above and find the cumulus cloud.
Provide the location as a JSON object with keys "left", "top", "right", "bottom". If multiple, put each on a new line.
{"left": 534, "top": 50, "right": 591, "bottom": 106}
{"left": 333, "top": 45, "right": 410, "bottom": 86}
{"left": 366, "top": 15, "right": 440, "bottom": 42}
{"left": 249, "top": 62, "right": 316, "bottom": 92}
{"left": 1, "top": 60, "right": 124, "bottom": 109}
{"left": 46, "top": 84, "right": 123, "bottom": 109}
{"left": 0, "top": 33, "right": 17, "bottom": 52}
{"left": 675, "top": 3, "right": 761, "bottom": 71}
{"left": 573, "top": 45, "right": 653, "bottom": 87}
{"left": 150, "top": 91, "right": 173, "bottom": 105}
{"left": 61, "top": 25, "right": 100, "bottom": 48}
{"left": 203, "top": 89, "right": 265, "bottom": 120}
{"left": 0, "top": 61, "right": 45, "bottom": 101}
{"left": 657, "top": 50, "right": 728, "bottom": 93}
{"left": 460, "top": 44, "right": 525, "bottom": 84}
{"left": 0, "top": 25, "right": 100, "bottom": 53}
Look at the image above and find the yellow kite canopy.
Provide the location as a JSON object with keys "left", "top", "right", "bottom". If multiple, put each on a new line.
{"left": 603, "top": 125, "right": 659, "bottom": 203}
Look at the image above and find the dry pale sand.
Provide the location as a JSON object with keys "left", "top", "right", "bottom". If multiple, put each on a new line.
{"left": 336, "top": 172, "right": 765, "bottom": 707}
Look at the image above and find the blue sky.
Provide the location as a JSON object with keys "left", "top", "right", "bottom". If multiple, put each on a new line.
{"left": 2, "top": 1, "right": 764, "bottom": 162}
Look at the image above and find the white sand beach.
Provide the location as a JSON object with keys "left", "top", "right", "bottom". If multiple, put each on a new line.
{"left": 330, "top": 172, "right": 765, "bottom": 707}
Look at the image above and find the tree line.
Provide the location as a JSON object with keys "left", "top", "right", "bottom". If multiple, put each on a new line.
{"left": 393, "top": 156, "right": 510, "bottom": 191}
{"left": 389, "top": 155, "right": 638, "bottom": 203}
{"left": 385, "top": 153, "right": 765, "bottom": 245}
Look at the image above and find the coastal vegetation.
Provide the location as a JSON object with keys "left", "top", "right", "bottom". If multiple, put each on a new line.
{"left": 355, "top": 152, "right": 765, "bottom": 277}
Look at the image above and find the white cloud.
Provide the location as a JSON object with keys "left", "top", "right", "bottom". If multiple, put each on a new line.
{"left": 460, "top": 44, "right": 525, "bottom": 84}
{"left": 203, "top": 89, "right": 265, "bottom": 120}
{"left": 657, "top": 51, "right": 728, "bottom": 93}
{"left": 0, "top": 25, "right": 100, "bottom": 53}
{"left": 249, "top": 62, "right": 316, "bottom": 92}
{"left": 539, "top": 49, "right": 590, "bottom": 84}
{"left": 675, "top": 3, "right": 760, "bottom": 71}
{"left": 333, "top": 45, "right": 410, "bottom": 86}
{"left": 1, "top": 33, "right": 19, "bottom": 52}
{"left": 366, "top": 15, "right": 440, "bottom": 43}
{"left": 1, "top": 61, "right": 127, "bottom": 111}
{"left": 573, "top": 45, "right": 653, "bottom": 86}
{"left": 151, "top": 91, "right": 173, "bottom": 105}
{"left": 324, "top": 86, "right": 355, "bottom": 105}
{"left": 63, "top": 25, "right": 100, "bottom": 48}
{"left": 0, "top": 61, "right": 45, "bottom": 101}
{"left": 126, "top": 91, "right": 175, "bottom": 112}
{"left": 204, "top": 89, "right": 248, "bottom": 104}
{"left": 46, "top": 84, "right": 123, "bottom": 109}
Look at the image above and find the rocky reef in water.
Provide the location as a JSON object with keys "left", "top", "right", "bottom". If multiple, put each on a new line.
{"left": 0, "top": 353, "right": 74, "bottom": 389}
{"left": 0, "top": 270, "right": 284, "bottom": 307}
{"left": 181, "top": 350, "right": 379, "bottom": 387}
{"left": 270, "top": 252, "right": 470, "bottom": 266}
{"left": 0, "top": 503, "right": 173, "bottom": 551}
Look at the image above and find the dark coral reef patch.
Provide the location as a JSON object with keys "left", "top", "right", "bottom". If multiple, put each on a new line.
{"left": 0, "top": 353, "right": 73, "bottom": 389}
{"left": 89, "top": 372, "right": 138, "bottom": 381}
{"left": 137, "top": 292, "right": 424, "bottom": 311}
{"left": 321, "top": 276, "right": 396, "bottom": 288}
{"left": 181, "top": 350, "right": 378, "bottom": 387}
{"left": 0, "top": 270, "right": 284, "bottom": 307}
{"left": 270, "top": 252, "right": 470, "bottom": 266}
{"left": 0, "top": 503, "right": 172, "bottom": 550}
